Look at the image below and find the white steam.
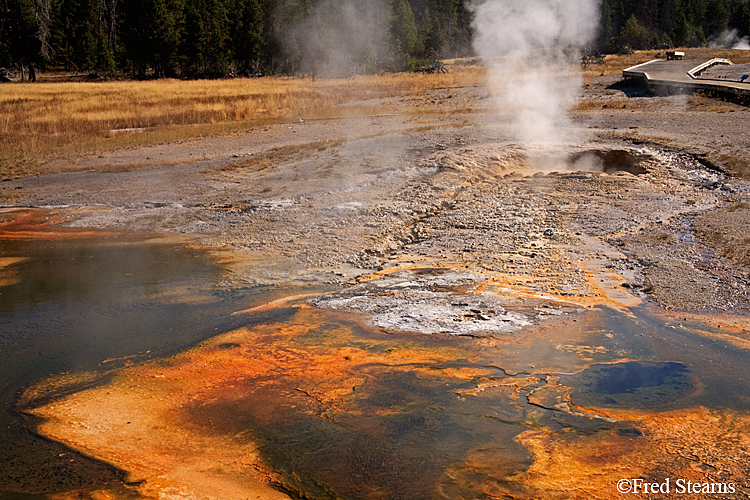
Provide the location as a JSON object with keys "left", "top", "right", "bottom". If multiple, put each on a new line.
{"left": 709, "top": 29, "right": 750, "bottom": 50}
{"left": 282, "top": 0, "right": 390, "bottom": 78}
{"left": 470, "top": 0, "right": 600, "bottom": 160}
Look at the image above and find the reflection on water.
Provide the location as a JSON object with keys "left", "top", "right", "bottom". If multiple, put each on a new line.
{"left": 145, "top": 306, "right": 538, "bottom": 499}
{"left": 254, "top": 371, "right": 528, "bottom": 500}
{"left": 0, "top": 231, "right": 319, "bottom": 496}
{"left": 164, "top": 302, "right": 750, "bottom": 499}
{"left": 560, "top": 361, "right": 695, "bottom": 408}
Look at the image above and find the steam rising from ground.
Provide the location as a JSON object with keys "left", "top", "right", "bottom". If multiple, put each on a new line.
{"left": 279, "top": 0, "right": 390, "bottom": 78}
{"left": 709, "top": 29, "right": 750, "bottom": 50}
{"left": 470, "top": 0, "right": 600, "bottom": 165}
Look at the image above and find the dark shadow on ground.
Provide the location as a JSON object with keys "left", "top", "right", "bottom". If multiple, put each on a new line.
{"left": 606, "top": 79, "right": 651, "bottom": 98}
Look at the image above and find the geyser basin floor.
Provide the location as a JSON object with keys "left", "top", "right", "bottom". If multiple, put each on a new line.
{"left": 25, "top": 300, "right": 750, "bottom": 499}
{"left": 4, "top": 80, "right": 750, "bottom": 498}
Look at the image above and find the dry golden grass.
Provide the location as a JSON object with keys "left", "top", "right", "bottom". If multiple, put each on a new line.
{"left": 581, "top": 49, "right": 666, "bottom": 78}
{"left": 720, "top": 154, "right": 750, "bottom": 180}
{"left": 572, "top": 98, "right": 656, "bottom": 111}
{"left": 0, "top": 65, "right": 486, "bottom": 180}
{"left": 688, "top": 94, "right": 740, "bottom": 113}
{"left": 5, "top": 48, "right": 747, "bottom": 180}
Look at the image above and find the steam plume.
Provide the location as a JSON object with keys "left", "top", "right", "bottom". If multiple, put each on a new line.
{"left": 709, "top": 29, "right": 750, "bottom": 50}
{"left": 280, "top": 0, "right": 390, "bottom": 78}
{"left": 470, "top": 0, "right": 600, "bottom": 160}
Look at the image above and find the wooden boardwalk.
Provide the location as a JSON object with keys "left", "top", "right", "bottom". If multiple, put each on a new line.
{"left": 622, "top": 58, "right": 750, "bottom": 103}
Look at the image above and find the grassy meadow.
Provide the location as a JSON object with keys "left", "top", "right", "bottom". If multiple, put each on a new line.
{"left": 3, "top": 49, "right": 750, "bottom": 181}
{"left": 0, "top": 65, "right": 485, "bottom": 180}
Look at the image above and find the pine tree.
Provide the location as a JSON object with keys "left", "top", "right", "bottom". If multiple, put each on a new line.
{"left": 1, "top": 0, "right": 14, "bottom": 66}
{"left": 120, "top": 0, "right": 152, "bottom": 75}
{"left": 232, "top": 0, "right": 264, "bottom": 72}
{"left": 151, "top": 0, "right": 182, "bottom": 76}
{"left": 14, "top": 0, "right": 750, "bottom": 79}
{"left": 3, "top": 0, "right": 42, "bottom": 79}
{"left": 50, "top": 0, "right": 99, "bottom": 71}
{"left": 704, "top": 0, "right": 729, "bottom": 37}
{"left": 388, "top": 0, "right": 421, "bottom": 70}
{"left": 671, "top": 12, "right": 693, "bottom": 46}
{"left": 120, "top": 0, "right": 182, "bottom": 77}
{"left": 598, "top": 0, "right": 615, "bottom": 48}
{"left": 619, "top": 13, "right": 647, "bottom": 49}
{"left": 420, "top": 6, "right": 445, "bottom": 57}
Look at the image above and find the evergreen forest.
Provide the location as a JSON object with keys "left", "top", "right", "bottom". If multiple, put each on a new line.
{"left": 1, "top": 0, "right": 750, "bottom": 80}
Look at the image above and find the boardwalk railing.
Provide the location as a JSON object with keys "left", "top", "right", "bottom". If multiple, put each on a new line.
{"left": 687, "top": 58, "right": 733, "bottom": 79}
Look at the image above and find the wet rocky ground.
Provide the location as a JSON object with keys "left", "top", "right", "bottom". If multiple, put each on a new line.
{"left": 4, "top": 73, "right": 750, "bottom": 499}
{"left": 4, "top": 78, "right": 749, "bottom": 322}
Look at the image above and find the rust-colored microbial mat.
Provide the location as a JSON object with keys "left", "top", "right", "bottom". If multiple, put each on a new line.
{"left": 8, "top": 208, "right": 750, "bottom": 500}
{"left": 0, "top": 208, "right": 114, "bottom": 240}
{"left": 25, "top": 299, "right": 750, "bottom": 499}
{"left": 0, "top": 209, "right": 309, "bottom": 498}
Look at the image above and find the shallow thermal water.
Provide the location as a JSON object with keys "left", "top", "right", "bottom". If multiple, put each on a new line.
{"left": 0, "top": 230, "right": 322, "bottom": 496}
{"left": 3, "top": 228, "right": 750, "bottom": 498}
{"left": 166, "top": 301, "right": 750, "bottom": 498}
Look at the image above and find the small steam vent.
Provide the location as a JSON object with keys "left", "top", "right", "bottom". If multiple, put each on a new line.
{"left": 568, "top": 149, "right": 647, "bottom": 175}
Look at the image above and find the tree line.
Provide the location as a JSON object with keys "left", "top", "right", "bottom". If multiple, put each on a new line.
{"left": 600, "top": 0, "right": 750, "bottom": 52}
{"left": 1, "top": 0, "right": 749, "bottom": 80}
{"left": 0, "top": 0, "right": 473, "bottom": 79}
